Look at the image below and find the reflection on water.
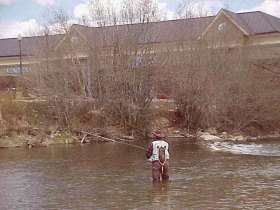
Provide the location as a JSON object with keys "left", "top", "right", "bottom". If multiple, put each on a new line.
{"left": 0, "top": 139, "right": 280, "bottom": 209}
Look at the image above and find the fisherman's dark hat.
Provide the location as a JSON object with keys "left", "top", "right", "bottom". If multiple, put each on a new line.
{"left": 154, "top": 128, "right": 166, "bottom": 138}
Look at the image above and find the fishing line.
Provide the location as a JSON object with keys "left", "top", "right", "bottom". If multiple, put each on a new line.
{"left": 112, "top": 140, "right": 146, "bottom": 151}
{"left": 80, "top": 131, "right": 146, "bottom": 151}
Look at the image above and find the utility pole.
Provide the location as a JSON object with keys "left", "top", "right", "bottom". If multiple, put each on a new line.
{"left": 17, "top": 34, "right": 22, "bottom": 75}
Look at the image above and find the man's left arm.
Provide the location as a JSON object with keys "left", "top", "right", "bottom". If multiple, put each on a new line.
{"left": 146, "top": 143, "right": 153, "bottom": 159}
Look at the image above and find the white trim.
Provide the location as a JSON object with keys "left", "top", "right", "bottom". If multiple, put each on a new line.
{"left": 250, "top": 32, "right": 280, "bottom": 38}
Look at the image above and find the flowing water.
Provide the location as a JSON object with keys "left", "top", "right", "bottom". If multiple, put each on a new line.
{"left": 0, "top": 139, "right": 279, "bottom": 209}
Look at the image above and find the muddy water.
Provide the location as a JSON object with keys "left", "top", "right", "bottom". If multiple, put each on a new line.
{"left": 0, "top": 139, "right": 279, "bottom": 209}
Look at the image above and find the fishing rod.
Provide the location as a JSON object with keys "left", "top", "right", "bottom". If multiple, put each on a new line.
{"left": 112, "top": 140, "right": 146, "bottom": 151}
{"left": 81, "top": 131, "right": 146, "bottom": 151}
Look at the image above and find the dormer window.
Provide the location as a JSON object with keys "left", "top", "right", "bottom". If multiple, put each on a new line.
{"left": 218, "top": 22, "right": 228, "bottom": 32}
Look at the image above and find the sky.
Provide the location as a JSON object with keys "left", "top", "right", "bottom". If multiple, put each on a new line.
{"left": 0, "top": 0, "right": 279, "bottom": 38}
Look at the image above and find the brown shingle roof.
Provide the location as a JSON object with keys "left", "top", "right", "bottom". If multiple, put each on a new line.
{"left": 223, "top": 9, "right": 280, "bottom": 35}
{"left": 0, "top": 34, "right": 64, "bottom": 57}
{"left": 72, "top": 10, "right": 280, "bottom": 48}
{"left": 1, "top": 9, "right": 280, "bottom": 57}
{"left": 72, "top": 16, "right": 215, "bottom": 48}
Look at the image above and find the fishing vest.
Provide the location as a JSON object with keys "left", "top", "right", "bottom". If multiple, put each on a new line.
{"left": 148, "top": 140, "right": 170, "bottom": 163}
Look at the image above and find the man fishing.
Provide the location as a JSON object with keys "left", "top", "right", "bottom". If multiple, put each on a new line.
{"left": 146, "top": 128, "right": 170, "bottom": 182}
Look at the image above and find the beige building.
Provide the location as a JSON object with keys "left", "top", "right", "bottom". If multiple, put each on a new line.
{"left": 0, "top": 9, "right": 279, "bottom": 90}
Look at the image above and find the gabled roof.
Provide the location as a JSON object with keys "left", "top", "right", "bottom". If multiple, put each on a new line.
{"left": 69, "top": 9, "right": 280, "bottom": 48}
{"left": 221, "top": 9, "right": 280, "bottom": 35}
{"left": 239, "top": 11, "right": 280, "bottom": 34}
{"left": 0, "top": 9, "right": 280, "bottom": 57}
{"left": 71, "top": 16, "right": 214, "bottom": 48}
{"left": 0, "top": 34, "right": 64, "bottom": 57}
{"left": 201, "top": 9, "right": 280, "bottom": 38}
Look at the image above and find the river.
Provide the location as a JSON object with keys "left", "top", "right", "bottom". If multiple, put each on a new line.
{"left": 0, "top": 139, "right": 279, "bottom": 209}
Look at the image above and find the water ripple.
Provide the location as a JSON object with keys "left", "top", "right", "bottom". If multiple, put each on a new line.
{"left": 208, "top": 141, "right": 280, "bottom": 157}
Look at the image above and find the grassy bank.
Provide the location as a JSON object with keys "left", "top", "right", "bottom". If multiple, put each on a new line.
{"left": 0, "top": 96, "right": 279, "bottom": 148}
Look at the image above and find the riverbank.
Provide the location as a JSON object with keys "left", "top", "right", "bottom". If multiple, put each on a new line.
{"left": 1, "top": 124, "right": 279, "bottom": 149}
{"left": 0, "top": 131, "right": 76, "bottom": 148}
{"left": 0, "top": 98, "right": 279, "bottom": 149}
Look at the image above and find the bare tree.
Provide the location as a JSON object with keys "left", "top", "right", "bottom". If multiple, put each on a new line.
{"left": 42, "top": 7, "right": 72, "bottom": 34}
{"left": 26, "top": 2, "right": 279, "bottom": 136}
{"left": 86, "top": 23, "right": 160, "bottom": 132}
{"left": 26, "top": 1, "right": 165, "bottom": 134}
{"left": 0, "top": 102, "right": 5, "bottom": 135}
{"left": 175, "top": 0, "right": 211, "bottom": 19}
{"left": 168, "top": 30, "right": 280, "bottom": 133}
{"left": 87, "top": 0, "right": 119, "bottom": 26}
{"left": 134, "top": 0, "right": 166, "bottom": 23}
{"left": 88, "top": 0, "right": 166, "bottom": 26}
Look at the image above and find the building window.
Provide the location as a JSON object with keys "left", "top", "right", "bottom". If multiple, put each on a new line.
{"left": 131, "top": 55, "right": 143, "bottom": 68}
{"left": 218, "top": 22, "right": 228, "bottom": 32}
{"left": 71, "top": 36, "right": 79, "bottom": 45}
